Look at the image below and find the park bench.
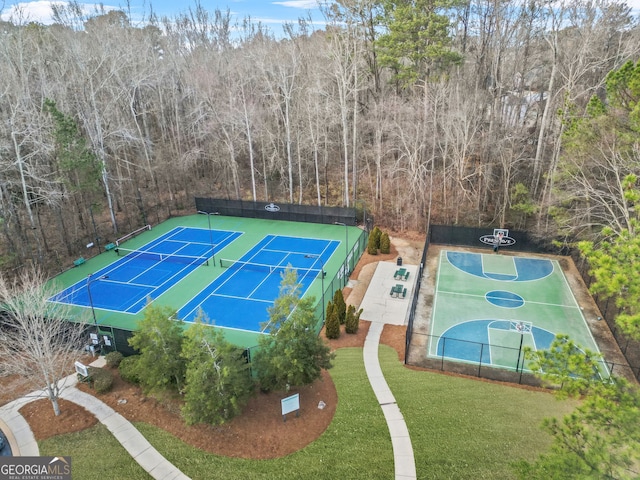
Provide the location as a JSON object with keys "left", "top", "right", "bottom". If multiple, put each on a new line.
{"left": 73, "top": 257, "right": 86, "bottom": 267}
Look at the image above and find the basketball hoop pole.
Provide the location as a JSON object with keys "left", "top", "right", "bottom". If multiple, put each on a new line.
{"left": 515, "top": 332, "right": 524, "bottom": 373}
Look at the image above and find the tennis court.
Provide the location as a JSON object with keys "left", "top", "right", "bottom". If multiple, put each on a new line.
{"left": 51, "top": 226, "right": 240, "bottom": 314}
{"left": 178, "top": 235, "right": 338, "bottom": 332}
{"left": 47, "top": 214, "right": 365, "bottom": 348}
{"left": 429, "top": 250, "right": 604, "bottom": 373}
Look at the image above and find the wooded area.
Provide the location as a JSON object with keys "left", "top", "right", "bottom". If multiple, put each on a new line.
{"left": 1, "top": 0, "right": 639, "bottom": 275}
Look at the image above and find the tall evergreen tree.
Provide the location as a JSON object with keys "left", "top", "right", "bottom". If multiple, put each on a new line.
{"left": 253, "top": 268, "right": 334, "bottom": 391}
{"left": 333, "top": 288, "right": 347, "bottom": 324}
{"left": 377, "top": 0, "right": 462, "bottom": 87}
{"left": 128, "top": 303, "right": 186, "bottom": 394}
{"left": 44, "top": 98, "right": 102, "bottom": 194}
{"left": 325, "top": 300, "right": 341, "bottom": 339}
{"left": 181, "top": 320, "right": 253, "bottom": 426}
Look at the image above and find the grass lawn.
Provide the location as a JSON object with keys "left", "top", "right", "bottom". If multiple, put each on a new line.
{"left": 38, "top": 423, "right": 151, "bottom": 480}
{"left": 379, "top": 345, "right": 577, "bottom": 479}
{"left": 133, "top": 347, "right": 394, "bottom": 479}
{"left": 37, "top": 346, "right": 577, "bottom": 479}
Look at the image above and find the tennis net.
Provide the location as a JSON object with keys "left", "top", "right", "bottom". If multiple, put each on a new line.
{"left": 219, "top": 258, "right": 321, "bottom": 277}
{"left": 116, "top": 247, "right": 209, "bottom": 266}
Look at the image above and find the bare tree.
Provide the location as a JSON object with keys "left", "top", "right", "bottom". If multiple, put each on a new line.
{"left": 0, "top": 267, "right": 88, "bottom": 416}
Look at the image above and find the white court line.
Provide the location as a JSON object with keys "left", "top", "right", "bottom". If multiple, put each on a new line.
{"left": 181, "top": 234, "right": 333, "bottom": 328}
{"left": 436, "top": 288, "right": 580, "bottom": 309}
{"left": 210, "top": 292, "right": 272, "bottom": 303}
{"left": 556, "top": 259, "right": 608, "bottom": 374}
{"left": 428, "top": 250, "right": 446, "bottom": 356}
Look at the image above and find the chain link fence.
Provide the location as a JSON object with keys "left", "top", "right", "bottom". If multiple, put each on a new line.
{"left": 405, "top": 224, "right": 640, "bottom": 384}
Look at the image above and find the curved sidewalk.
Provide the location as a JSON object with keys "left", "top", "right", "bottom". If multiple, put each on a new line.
{"left": 0, "top": 396, "right": 40, "bottom": 457}
{"left": 0, "top": 360, "right": 189, "bottom": 480}
{"left": 356, "top": 261, "right": 418, "bottom": 480}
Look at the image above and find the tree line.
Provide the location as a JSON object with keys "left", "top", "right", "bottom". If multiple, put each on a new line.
{"left": 1, "top": 0, "right": 638, "bottom": 273}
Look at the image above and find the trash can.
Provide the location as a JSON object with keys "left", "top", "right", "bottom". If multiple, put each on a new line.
{"left": 397, "top": 257, "right": 403, "bottom": 266}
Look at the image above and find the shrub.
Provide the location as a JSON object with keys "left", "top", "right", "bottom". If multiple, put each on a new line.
{"left": 380, "top": 232, "right": 391, "bottom": 254}
{"left": 371, "top": 226, "right": 382, "bottom": 249}
{"left": 333, "top": 289, "right": 346, "bottom": 324}
{"left": 105, "top": 351, "right": 123, "bottom": 368}
{"left": 88, "top": 367, "right": 114, "bottom": 394}
{"left": 367, "top": 233, "right": 378, "bottom": 255}
{"left": 119, "top": 355, "right": 142, "bottom": 385}
{"left": 345, "top": 304, "right": 363, "bottom": 334}
{"left": 325, "top": 301, "right": 340, "bottom": 339}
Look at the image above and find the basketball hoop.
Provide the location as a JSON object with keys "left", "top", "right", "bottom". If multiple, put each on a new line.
{"left": 479, "top": 228, "right": 515, "bottom": 249}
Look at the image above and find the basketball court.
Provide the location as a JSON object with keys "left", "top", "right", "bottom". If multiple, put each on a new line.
{"left": 429, "top": 246, "right": 606, "bottom": 374}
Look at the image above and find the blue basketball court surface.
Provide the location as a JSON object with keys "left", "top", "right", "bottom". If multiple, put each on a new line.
{"left": 429, "top": 250, "right": 604, "bottom": 372}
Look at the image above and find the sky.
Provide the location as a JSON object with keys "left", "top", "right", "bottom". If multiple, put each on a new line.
{"left": 0, "top": 0, "right": 326, "bottom": 30}
{"left": 1, "top": 0, "right": 639, "bottom": 30}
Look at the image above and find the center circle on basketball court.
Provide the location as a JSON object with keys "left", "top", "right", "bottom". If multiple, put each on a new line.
{"left": 485, "top": 290, "right": 524, "bottom": 308}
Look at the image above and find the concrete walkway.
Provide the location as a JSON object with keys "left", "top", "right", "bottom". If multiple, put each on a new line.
{"left": 0, "top": 358, "right": 189, "bottom": 480}
{"left": 358, "top": 261, "right": 418, "bottom": 479}
{"left": 0, "top": 396, "right": 40, "bottom": 457}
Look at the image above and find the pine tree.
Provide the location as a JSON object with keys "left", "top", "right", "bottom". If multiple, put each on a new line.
{"left": 333, "top": 289, "right": 347, "bottom": 324}
{"left": 181, "top": 321, "right": 253, "bottom": 426}
{"left": 127, "top": 303, "right": 186, "bottom": 394}
{"left": 325, "top": 301, "right": 340, "bottom": 339}
{"left": 367, "top": 232, "right": 378, "bottom": 255}
{"left": 345, "top": 304, "right": 362, "bottom": 334}
{"left": 253, "top": 268, "right": 334, "bottom": 391}
{"left": 380, "top": 231, "right": 391, "bottom": 254}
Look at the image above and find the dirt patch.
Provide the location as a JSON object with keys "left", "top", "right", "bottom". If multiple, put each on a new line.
{"left": 381, "top": 324, "right": 407, "bottom": 362}
{"left": 19, "top": 398, "right": 97, "bottom": 440}
{"left": 72, "top": 367, "right": 338, "bottom": 459}
{"left": 0, "top": 375, "right": 35, "bottom": 407}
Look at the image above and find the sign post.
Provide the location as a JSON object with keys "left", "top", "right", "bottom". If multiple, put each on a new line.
{"left": 75, "top": 361, "right": 89, "bottom": 378}
{"left": 281, "top": 393, "right": 300, "bottom": 422}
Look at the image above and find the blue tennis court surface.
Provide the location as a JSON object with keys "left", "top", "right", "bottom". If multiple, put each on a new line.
{"left": 50, "top": 227, "right": 240, "bottom": 313}
{"left": 178, "top": 235, "right": 339, "bottom": 332}
{"left": 50, "top": 227, "right": 340, "bottom": 335}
